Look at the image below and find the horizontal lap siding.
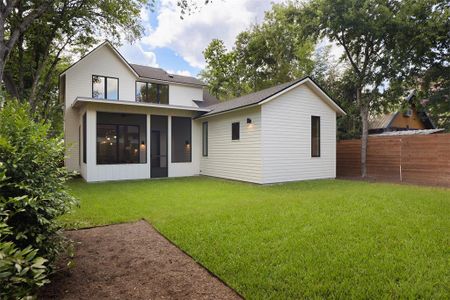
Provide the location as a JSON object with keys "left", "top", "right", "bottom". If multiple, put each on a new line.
{"left": 337, "top": 134, "right": 450, "bottom": 187}
{"left": 200, "top": 107, "right": 262, "bottom": 183}
{"left": 261, "top": 84, "right": 337, "bottom": 184}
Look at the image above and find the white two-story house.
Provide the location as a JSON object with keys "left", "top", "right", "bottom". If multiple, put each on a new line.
{"left": 61, "top": 41, "right": 345, "bottom": 183}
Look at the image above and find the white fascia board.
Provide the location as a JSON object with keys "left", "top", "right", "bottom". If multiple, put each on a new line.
{"left": 72, "top": 97, "right": 211, "bottom": 112}
{"left": 258, "top": 78, "right": 346, "bottom": 116}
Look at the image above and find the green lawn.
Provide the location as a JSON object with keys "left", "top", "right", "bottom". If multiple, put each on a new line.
{"left": 63, "top": 177, "right": 450, "bottom": 299}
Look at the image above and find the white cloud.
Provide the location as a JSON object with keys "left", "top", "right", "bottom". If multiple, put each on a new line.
{"left": 119, "top": 42, "right": 158, "bottom": 67}
{"left": 142, "top": 0, "right": 282, "bottom": 69}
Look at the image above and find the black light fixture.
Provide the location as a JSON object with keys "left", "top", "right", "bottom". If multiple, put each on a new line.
{"left": 247, "top": 118, "right": 252, "bottom": 124}
{"left": 140, "top": 141, "right": 146, "bottom": 150}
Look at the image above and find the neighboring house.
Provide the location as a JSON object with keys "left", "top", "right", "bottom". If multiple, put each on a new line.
{"left": 368, "top": 91, "right": 436, "bottom": 134}
{"left": 61, "top": 41, "right": 345, "bottom": 183}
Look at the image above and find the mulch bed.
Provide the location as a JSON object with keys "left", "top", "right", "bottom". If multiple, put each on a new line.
{"left": 40, "top": 220, "right": 241, "bottom": 300}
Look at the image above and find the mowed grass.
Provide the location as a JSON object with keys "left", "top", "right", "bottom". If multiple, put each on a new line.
{"left": 63, "top": 177, "right": 450, "bottom": 299}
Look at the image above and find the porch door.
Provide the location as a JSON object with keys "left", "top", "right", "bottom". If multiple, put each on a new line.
{"left": 150, "top": 115, "right": 168, "bottom": 178}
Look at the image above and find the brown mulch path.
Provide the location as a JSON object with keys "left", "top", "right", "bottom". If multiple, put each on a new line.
{"left": 40, "top": 220, "right": 242, "bottom": 300}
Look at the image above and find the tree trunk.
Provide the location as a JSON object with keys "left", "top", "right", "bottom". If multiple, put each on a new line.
{"left": 358, "top": 88, "right": 369, "bottom": 178}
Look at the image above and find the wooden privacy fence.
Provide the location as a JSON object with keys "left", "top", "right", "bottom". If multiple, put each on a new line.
{"left": 337, "top": 133, "right": 450, "bottom": 187}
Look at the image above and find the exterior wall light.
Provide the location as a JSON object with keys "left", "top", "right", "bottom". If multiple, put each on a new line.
{"left": 247, "top": 118, "right": 252, "bottom": 124}
{"left": 140, "top": 141, "right": 146, "bottom": 150}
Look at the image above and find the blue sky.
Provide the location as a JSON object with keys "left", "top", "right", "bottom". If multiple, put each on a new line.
{"left": 118, "top": 0, "right": 281, "bottom": 77}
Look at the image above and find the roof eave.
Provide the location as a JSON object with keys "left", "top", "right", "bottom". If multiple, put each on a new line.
{"left": 60, "top": 40, "right": 139, "bottom": 78}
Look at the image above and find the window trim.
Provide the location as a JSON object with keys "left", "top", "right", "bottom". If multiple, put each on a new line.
{"left": 135, "top": 81, "right": 169, "bottom": 104}
{"left": 202, "top": 121, "right": 208, "bottom": 157}
{"left": 232, "top": 122, "right": 240, "bottom": 141}
{"left": 95, "top": 112, "right": 147, "bottom": 165}
{"left": 92, "top": 75, "right": 119, "bottom": 100}
{"left": 171, "top": 116, "right": 192, "bottom": 163}
{"left": 96, "top": 123, "right": 144, "bottom": 165}
{"left": 311, "top": 115, "right": 321, "bottom": 158}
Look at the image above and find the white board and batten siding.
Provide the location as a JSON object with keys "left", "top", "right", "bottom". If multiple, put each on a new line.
{"left": 64, "top": 45, "right": 136, "bottom": 173}
{"left": 261, "top": 84, "right": 337, "bottom": 184}
{"left": 81, "top": 103, "right": 201, "bottom": 182}
{"left": 63, "top": 43, "right": 205, "bottom": 177}
{"left": 199, "top": 107, "right": 262, "bottom": 183}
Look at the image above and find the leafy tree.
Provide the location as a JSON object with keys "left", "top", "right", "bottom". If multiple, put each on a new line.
{"left": 200, "top": 39, "right": 245, "bottom": 99}
{"left": 2, "top": 0, "right": 150, "bottom": 133}
{"left": 0, "top": 100, "right": 77, "bottom": 297}
{"left": 301, "top": 0, "right": 449, "bottom": 177}
{"left": 201, "top": 2, "right": 316, "bottom": 100}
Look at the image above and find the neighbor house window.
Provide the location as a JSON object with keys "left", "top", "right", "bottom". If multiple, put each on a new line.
{"left": 82, "top": 113, "right": 86, "bottom": 163}
{"left": 232, "top": 122, "right": 240, "bottom": 140}
{"left": 311, "top": 116, "right": 320, "bottom": 157}
{"left": 172, "top": 117, "right": 191, "bottom": 162}
{"left": 135, "top": 81, "right": 169, "bottom": 104}
{"left": 96, "top": 112, "right": 147, "bottom": 164}
{"left": 92, "top": 75, "right": 118, "bottom": 100}
{"left": 202, "top": 122, "right": 208, "bottom": 157}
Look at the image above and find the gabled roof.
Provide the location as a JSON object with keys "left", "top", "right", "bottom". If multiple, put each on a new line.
{"left": 130, "top": 64, "right": 205, "bottom": 87}
{"left": 369, "top": 90, "right": 437, "bottom": 130}
{"left": 60, "top": 40, "right": 205, "bottom": 88}
{"left": 199, "top": 77, "right": 346, "bottom": 117}
{"left": 60, "top": 41, "right": 139, "bottom": 77}
{"left": 369, "top": 113, "right": 397, "bottom": 130}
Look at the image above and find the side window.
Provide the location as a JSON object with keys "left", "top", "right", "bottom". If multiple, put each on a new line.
{"left": 232, "top": 122, "right": 240, "bottom": 140}
{"left": 83, "top": 113, "right": 87, "bottom": 163}
{"left": 311, "top": 116, "right": 320, "bottom": 157}
{"left": 202, "top": 122, "right": 208, "bottom": 157}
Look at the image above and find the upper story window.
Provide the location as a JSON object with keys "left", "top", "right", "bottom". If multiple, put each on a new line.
{"left": 92, "top": 75, "right": 118, "bottom": 100}
{"left": 136, "top": 81, "right": 169, "bottom": 104}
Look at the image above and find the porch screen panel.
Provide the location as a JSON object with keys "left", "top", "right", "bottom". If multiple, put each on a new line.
{"left": 171, "top": 117, "right": 192, "bottom": 162}
{"left": 97, "top": 124, "right": 118, "bottom": 164}
{"left": 96, "top": 112, "right": 147, "bottom": 164}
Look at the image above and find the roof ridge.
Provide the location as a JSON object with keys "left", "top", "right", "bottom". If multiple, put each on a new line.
{"left": 205, "top": 77, "right": 305, "bottom": 110}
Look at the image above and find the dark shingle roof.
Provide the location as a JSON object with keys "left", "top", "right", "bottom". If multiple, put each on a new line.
{"left": 201, "top": 78, "right": 305, "bottom": 117}
{"left": 130, "top": 64, "right": 205, "bottom": 87}
{"left": 194, "top": 90, "right": 220, "bottom": 108}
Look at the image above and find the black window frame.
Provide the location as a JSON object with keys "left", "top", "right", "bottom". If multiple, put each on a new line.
{"left": 135, "top": 81, "right": 169, "bottom": 104}
{"left": 92, "top": 75, "right": 119, "bottom": 100}
{"left": 202, "top": 122, "right": 208, "bottom": 157}
{"left": 82, "top": 113, "right": 87, "bottom": 163}
{"left": 171, "top": 116, "right": 192, "bottom": 163}
{"left": 232, "top": 122, "right": 240, "bottom": 140}
{"left": 96, "top": 123, "right": 144, "bottom": 165}
{"left": 311, "top": 116, "right": 321, "bottom": 157}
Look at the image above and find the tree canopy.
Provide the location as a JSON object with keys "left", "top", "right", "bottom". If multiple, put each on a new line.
{"left": 200, "top": 0, "right": 449, "bottom": 177}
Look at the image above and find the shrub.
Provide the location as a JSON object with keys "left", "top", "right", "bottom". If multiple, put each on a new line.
{"left": 0, "top": 100, "right": 77, "bottom": 297}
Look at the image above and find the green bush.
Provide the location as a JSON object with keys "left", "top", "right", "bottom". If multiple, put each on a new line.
{"left": 0, "top": 100, "right": 77, "bottom": 297}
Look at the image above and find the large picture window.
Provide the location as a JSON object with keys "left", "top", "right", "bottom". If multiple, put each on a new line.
{"left": 171, "top": 117, "right": 191, "bottom": 163}
{"left": 96, "top": 112, "right": 146, "bottom": 164}
{"left": 311, "top": 116, "right": 320, "bottom": 157}
{"left": 135, "top": 81, "right": 169, "bottom": 104}
{"left": 202, "top": 122, "right": 208, "bottom": 157}
{"left": 92, "top": 75, "right": 119, "bottom": 100}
